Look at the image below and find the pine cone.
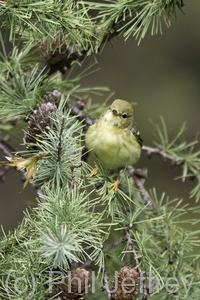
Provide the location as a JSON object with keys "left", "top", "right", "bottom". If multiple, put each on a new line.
{"left": 110, "top": 266, "right": 139, "bottom": 300}
{"left": 43, "top": 90, "right": 62, "bottom": 105}
{"left": 39, "top": 33, "right": 85, "bottom": 73}
{"left": 53, "top": 268, "right": 90, "bottom": 300}
{"left": 40, "top": 34, "right": 69, "bottom": 65}
{"left": 23, "top": 102, "right": 57, "bottom": 146}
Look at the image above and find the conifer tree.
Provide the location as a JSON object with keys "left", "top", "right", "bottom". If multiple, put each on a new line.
{"left": 0, "top": 1, "right": 200, "bottom": 300}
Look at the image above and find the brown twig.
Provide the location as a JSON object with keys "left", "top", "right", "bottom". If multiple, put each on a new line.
{"left": 126, "top": 166, "right": 148, "bottom": 180}
{"left": 66, "top": 102, "right": 93, "bottom": 131}
{"left": 126, "top": 166, "right": 152, "bottom": 209}
{"left": 69, "top": 165, "right": 75, "bottom": 191}
{"left": 69, "top": 162, "right": 82, "bottom": 190}
{"left": 42, "top": 90, "right": 93, "bottom": 131}
{"left": 0, "top": 135, "right": 43, "bottom": 197}
{"left": 133, "top": 175, "right": 152, "bottom": 209}
{"left": 124, "top": 230, "right": 149, "bottom": 300}
{"left": 101, "top": 271, "right": 112, "bottom": 300}
{"left": 142, "top": 145, "right": 180, "bottom": 166}
{"left": 100, "top": 12, "right": 139, "bottom": 47}
{"left": 56, "top": 116, "right": 65, "bottom": 162}
{"left": 0, "top": 136, "right": 16, "bottom": 181}
{"left": 0, "top": 135, "right": 16, "bottom": 157}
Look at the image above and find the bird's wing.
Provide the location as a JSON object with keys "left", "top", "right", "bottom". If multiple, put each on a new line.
{"left": 131, "top": 128, "right": 143, "bottom": 148}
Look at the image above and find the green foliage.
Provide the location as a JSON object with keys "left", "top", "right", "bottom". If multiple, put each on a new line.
{"left": 152, "top": 117, "right": 200, "bottom": 201}
{"left": 1, "top": 0, "right": 95, "bottom": 49}
{"left": 0, "top": 107, "right": 200, "bottom": 299}
{"left": 0, "top": 1, "right": 200, "bottom": 300}
{"left": 0, "top": 0, "right": 184, "bottom": 48}
{"left": 0, "top": 35, "right": 110, "bottom": 120}
{"left": 35, "top": 108, "right": 83, "bottom": 186}
{"left": 0, "top": 39, "right": 51, "bottom": 118}
{"left": 29, "top": 184, "right": 110, "bottom": 270}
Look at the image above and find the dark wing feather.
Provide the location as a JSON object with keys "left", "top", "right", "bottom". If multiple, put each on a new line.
{"left": 131, "top": 128, "right": 143, "bottom": 148}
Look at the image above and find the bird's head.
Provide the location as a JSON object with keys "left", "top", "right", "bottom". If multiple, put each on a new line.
{"left": 103, "top": 99, "right": 134, "bottom": 129}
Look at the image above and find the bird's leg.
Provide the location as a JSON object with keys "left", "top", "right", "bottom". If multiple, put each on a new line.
{"left": 108, "top": 175, "right": 120, "bottom": 193}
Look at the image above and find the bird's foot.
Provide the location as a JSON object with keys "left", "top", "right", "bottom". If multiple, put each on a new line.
{"left": 90, "top": 168, "right": 99, "bottom": 177}
{"left": 108, "top": 178, "right": 120, "bottom": 193}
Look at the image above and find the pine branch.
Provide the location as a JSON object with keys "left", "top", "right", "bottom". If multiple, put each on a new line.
{"left": 0, "top": 135, "right": 42, "bottom": 195}
{"left": 40, "top": 9, "right": 140, "bottom": 76}
{"left": 69, "top": 162, "right": 82, "bottom": 190}
{"left": 0, "top": 135, "right": 14, "bottom": 157}
{"left": 101, "top": 271, "right": 112, "bottom": 300}
{"left": 142, "top": 145, "right": 180, "bottom": 165}
{"left": 0, "top": 0, "right": 185, "bottom": 77}
{"left": 126, "top": 166, "right": 152, "bottom": 209}
{"left": 37, "top": 0, "right": 184, "bottom": 77}
{"left": 66, "top": 101, "right": 93, "bottom": 131}
{"left": 2, "top": 2, "right": 200, "bottom": 300}
{"left": 124, "top": 229, "right": 149, "bottom": 300}
{"left": 132, "top": 175, "right": 152, "bottom": 209}
{"left": 0, "top": 136, "right": 18, "bottom": 184}
{"left": 56, "top": 116, "right": 66, "bottom": 163}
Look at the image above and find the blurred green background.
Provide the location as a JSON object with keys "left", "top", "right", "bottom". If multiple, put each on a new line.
{"left": 0, "top": 0, "right": 199, "bottom": 233}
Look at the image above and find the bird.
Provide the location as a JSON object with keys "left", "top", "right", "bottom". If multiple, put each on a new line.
{"left": 85, "top": 99, "right": 143, "bottom": 191}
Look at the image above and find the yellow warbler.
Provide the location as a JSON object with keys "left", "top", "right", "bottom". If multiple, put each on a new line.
{"left": 86, "top": 99, "right": 143, "bottom": 170}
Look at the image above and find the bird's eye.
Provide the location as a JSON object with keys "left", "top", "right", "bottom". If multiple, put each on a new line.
{"left": 122, "top": 114, "right": 127, "bottom": 119}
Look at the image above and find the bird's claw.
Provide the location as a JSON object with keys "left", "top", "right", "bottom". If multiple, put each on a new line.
{"left": 108, "top": 179, "right": 119, "bottom": 193}
{"left": 90, "top": 168, "right": 99, "bottom": 177}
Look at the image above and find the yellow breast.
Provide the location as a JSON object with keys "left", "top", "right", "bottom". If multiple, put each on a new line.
{"left": 86, "top": 122, "right": 141, "bottom": 169}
